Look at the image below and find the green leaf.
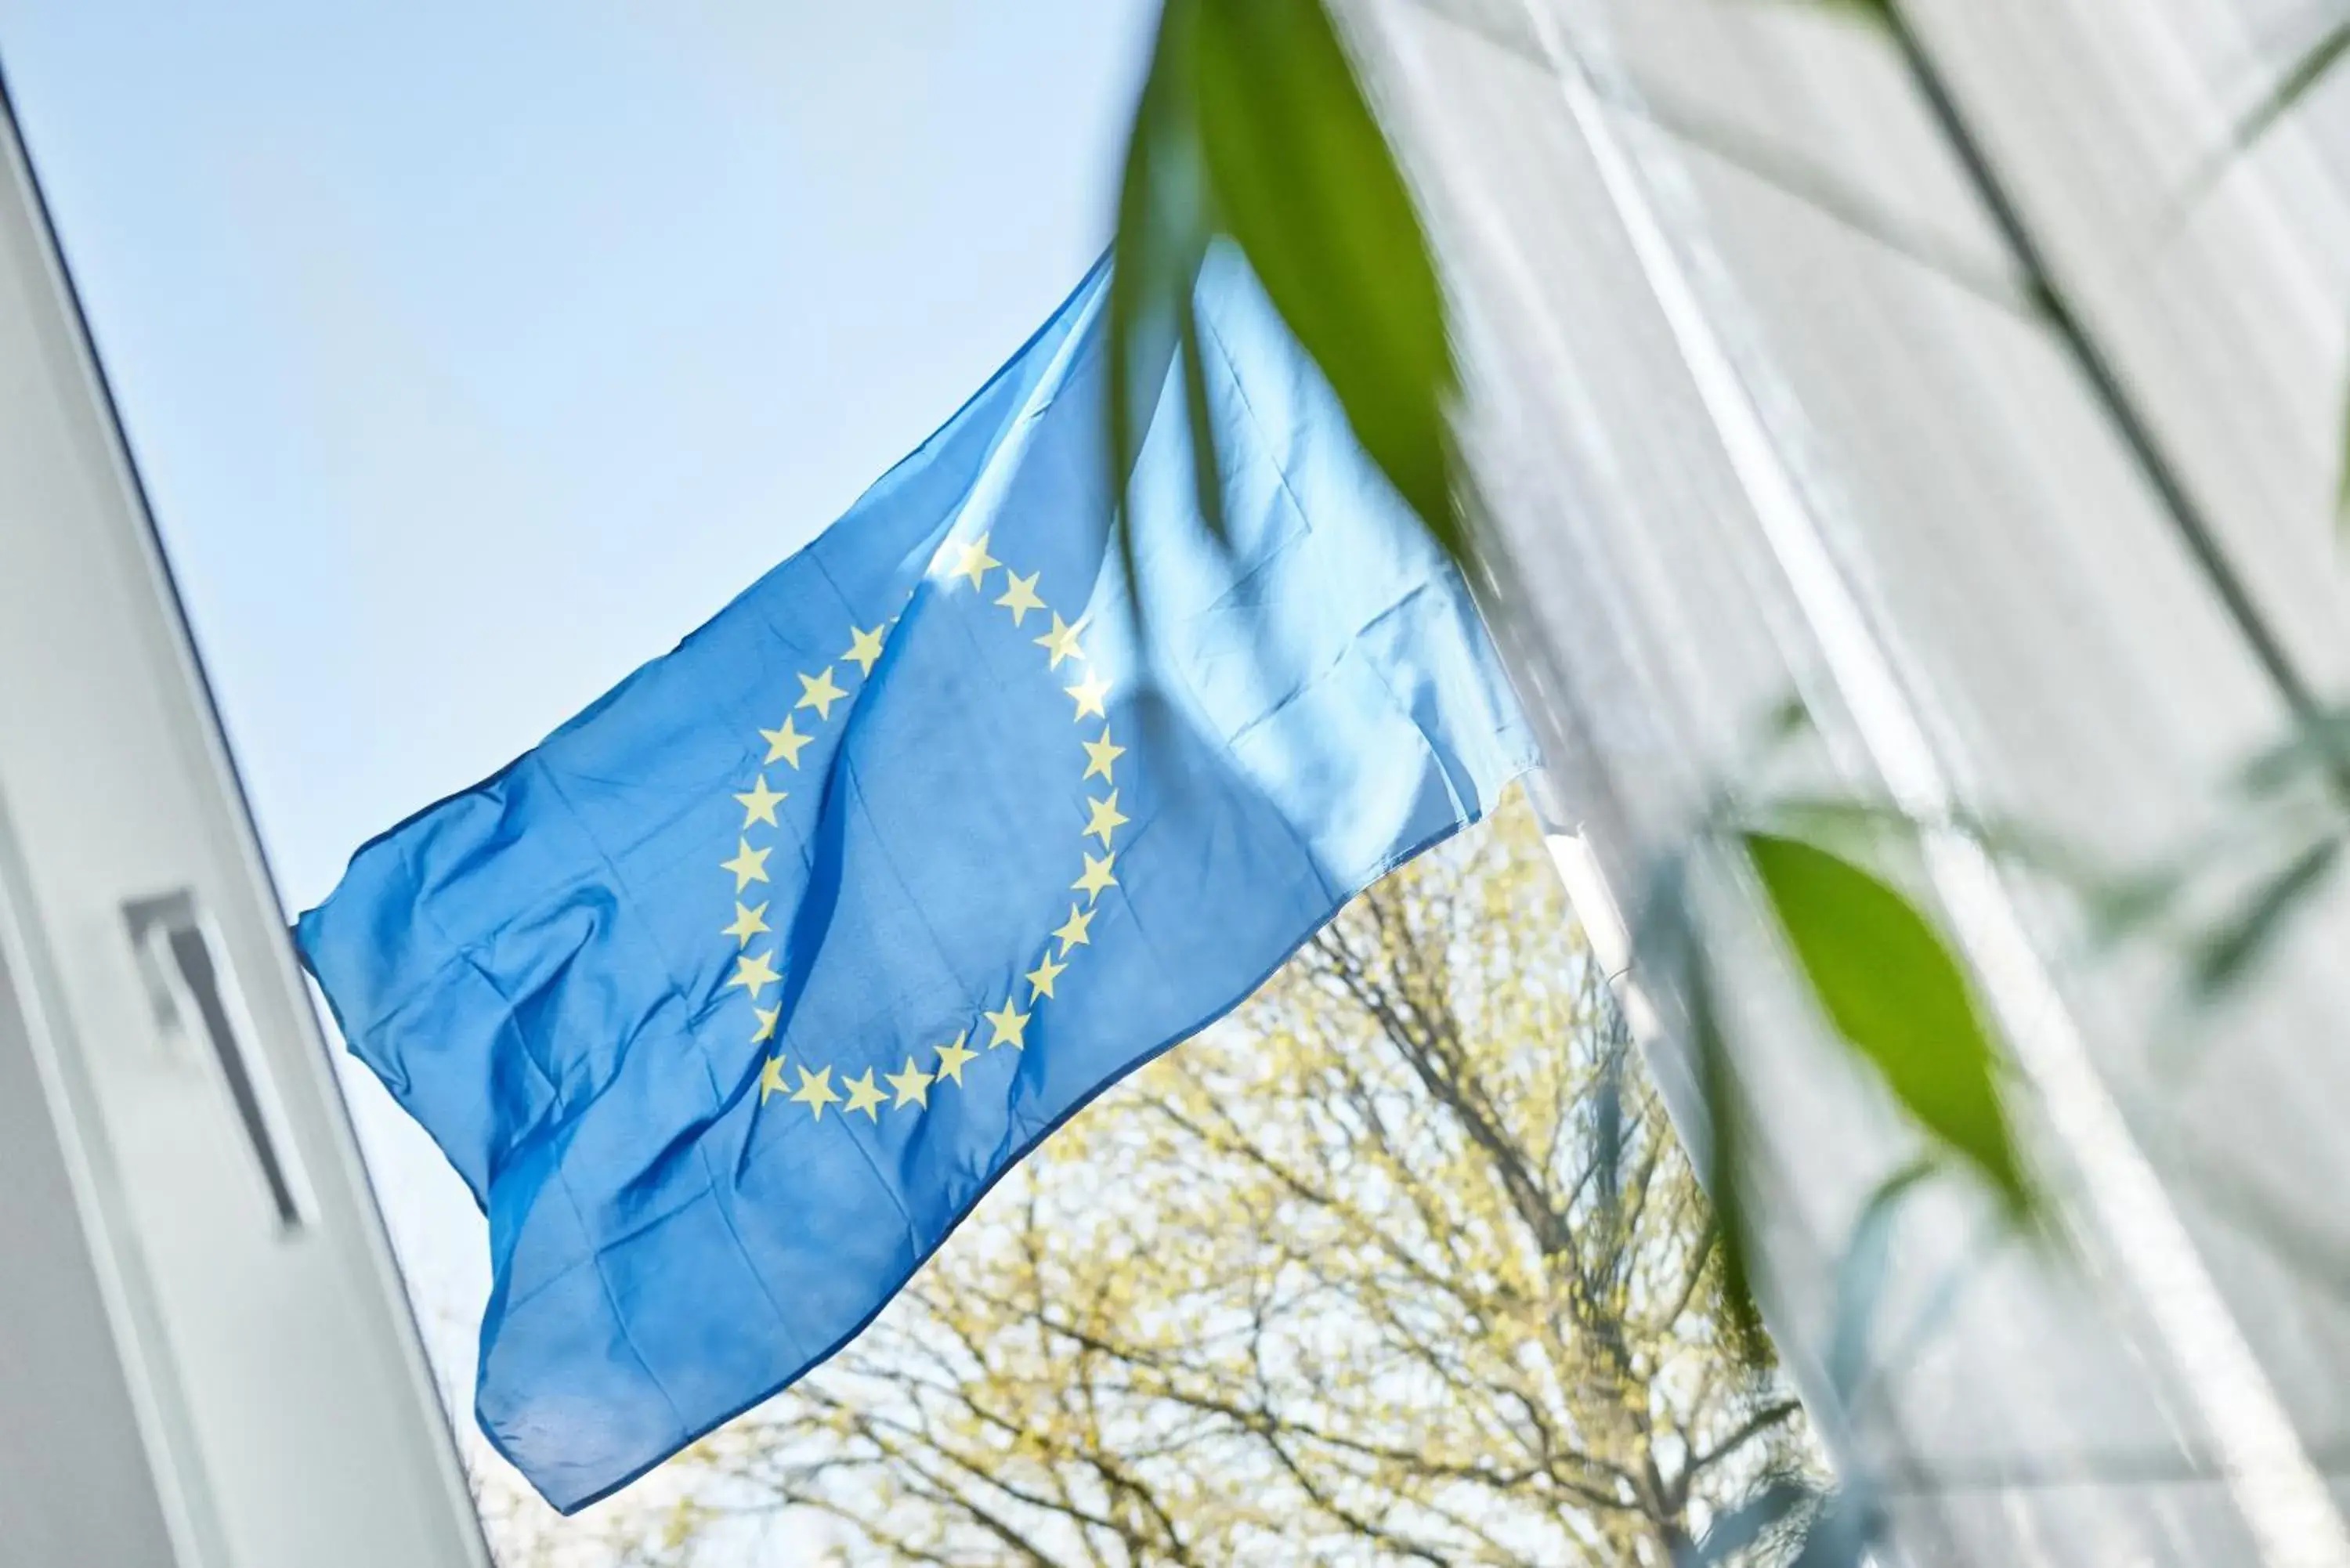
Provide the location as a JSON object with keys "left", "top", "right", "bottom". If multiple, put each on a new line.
{"left": 2190, "top": 834, "right": 2344, "bottom": 997}
{"left": 1806, "top": 0, "right": 1896, "bottom": 32}
{"left": 2234, "top": 15, "right": 2350, "bottom": 155}
{"left": 1688, "top": 961, "right": 1772, "bottom": 1367}
{"left": 2080, "top": 860, "right": 2195, "bottom": 948}
{"left": 1613, "top": 75, "right": 2040, "bottom": 317}
{"left": 1788, "top": 1492, "right": 1882, "bottom": 1568}
{"left": 1760, "top": 692, "right": 1814, "bottom": 745}
{"left": 1742, "top": 791, "right": 2193, "bottom": 952}
{"left": 1741, "top": 832, "right": 2027, "bottom": 1209}
{"left": 1748, "top": 794, "right": 2105, "bottom": 894}
{"left": 1108, "top": 0, "right": 1210, "bottom": 549}
{"left": 1108, "top": 0, "right": 1216, "bottom": 615}
{"left": 1174, "top": 284, "right": 1227, "bottom": 546}
{"left": 2237, "top": 702, "right": 2350, "bottom": 797}
{"left": 2337, "top": 371, "right": 2350, "bottom": 543}
{"left": 1688, "top": 1479, "right": 1824, "bottom": 1566}
{"left": 1187, "top": 0, "right": 1464, "bottom": 561}
{"left": 2167, "top": 18, "right": 2350, "bottom": 221}
{"left": 1825, "top": 1160, "right": 1931, "bottom": 1400}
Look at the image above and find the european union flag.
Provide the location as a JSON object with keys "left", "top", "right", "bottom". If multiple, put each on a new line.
{"left": 297, "top": 253, "right": 1536, "bottom": 1511}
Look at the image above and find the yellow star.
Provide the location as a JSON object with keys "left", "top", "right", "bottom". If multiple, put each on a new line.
{"left": 734, "top": 775, "right": 786, "bottom": 828}
{"left": 886, "top": 1056, "right": 935, "bottom": 1108}
{"left": 947, "top": 533, "right": 1000, "bottom": 588}
{"left": 1053, "top": 902, "right": 1095, "bottom": 955}
{"left": 721, "top": 838, "right": 772, "bottom": 891}
{"left": 984, "top": 999, "right": 1031, "bottom": 1050}
{"left": 761, "top": 717, "right": 811, "bottom": 768}
{"left": 722, "top": 901, "right": 771, "bottom": 946}
{"left": 841, "top": 623, "right": 887, "bottom": 677}
{"left": 1072, "top": 851, "right": 1118, "bottom": 903}
{"left": 841, "top": 1068, "right": 886, "bottom": 1121}
{"left": 934, "top": 1031, "right": 978, "bottom": 1085}
{"left": 757, "top": 1053, "right": 789, "bottom": 1103}
{"left": 1083, "top": 791, "right": 1130, "bottom": 848}
{"left": 994, "top": 570, "right": 1045, "bottom": 627}
{"left": 1026, "top": 952, "right": 1068, "bottom": 1000}
{"left": 791, "top": 1064, "right": 840, "bottom": 1119}
{"left": 751, "top": 1006, "right": 779, "bottom": 1044}
{"left": 1066, "top": 672, "right": 1112, "bottom": 722}
{"left": 726, "top": 948, "right": 779, "bottom": 999}
{"left": 1033, "top": 612, "right": 1088, "bottom": 670}
{"left": 796, "top": 667, "right": 848, "bottom": 721}
{"left": 1082, "top": 728, "right": 1125, "bottom": 785}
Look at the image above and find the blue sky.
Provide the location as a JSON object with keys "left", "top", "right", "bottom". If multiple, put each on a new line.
{"left": 0, "top": 0, "right": 1155, "bottom": 1504}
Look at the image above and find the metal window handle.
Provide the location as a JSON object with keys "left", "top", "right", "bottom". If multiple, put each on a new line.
{"left": 124, "top": 889, "right": 308, "bottom": 1230}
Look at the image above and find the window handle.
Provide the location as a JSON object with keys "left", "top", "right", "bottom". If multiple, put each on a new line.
{"left": 124, "top": 890, "right": 308, "bottom": 1230}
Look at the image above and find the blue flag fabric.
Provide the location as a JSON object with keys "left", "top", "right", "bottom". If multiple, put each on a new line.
{"left": 297, "top": 254, "right": 1537, "bottom": 1512}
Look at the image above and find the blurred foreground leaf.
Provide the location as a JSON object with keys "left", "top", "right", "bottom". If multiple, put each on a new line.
{"left": 2338, "top": 381, "right": 2350, "bottom": 540}
{"left": 1680, "top": 1477, "right": 1824, "bottom": 1566}
{"left": 1679, "top": 1164, "right": 1926, "bottom": 1565}
{"left": 1752, "top": 793, "right": 2106, "bottom": 891}
{"left": 1687, "top": 961, "right": 1773, "bottom": 1366}
{"left": 2219, "top": 12, "right": 2350, "bottom": 537}
{"left": 1825, "top": 1160, "right": 1932, "bottom": 1401}
{"left": 1748, "top": 791, "right": 2189, "bottom": 948}
{"left": 1108, "top": 0, "right": 1212, "bottom": 591}
{"left": 1808, "top": 0, "right": 1896, "bottom": 31}
{"left": 1112, "top": 0, "right": 1462, "bottom": 561}
{"left": 1788, "top": 1490, "right": 1882, "bottom": 1568}
{"left": 2234, "top": 12, "right": 2350, "bottom": 155}
{"left": 2189, "top": 833, "right": 2344, "bottom": 997}
{"left": 1741, "top": 833, "right": 2027, "bottom": 1209}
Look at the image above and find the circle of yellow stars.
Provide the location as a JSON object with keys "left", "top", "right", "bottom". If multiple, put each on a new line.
{"left": 718, "top": 530, "right": 1130, "bottom": 1125}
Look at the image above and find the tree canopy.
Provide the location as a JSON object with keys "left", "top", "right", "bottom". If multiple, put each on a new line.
{"left": 625, "top": 798, "right": 1820, "bottom": 1566}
